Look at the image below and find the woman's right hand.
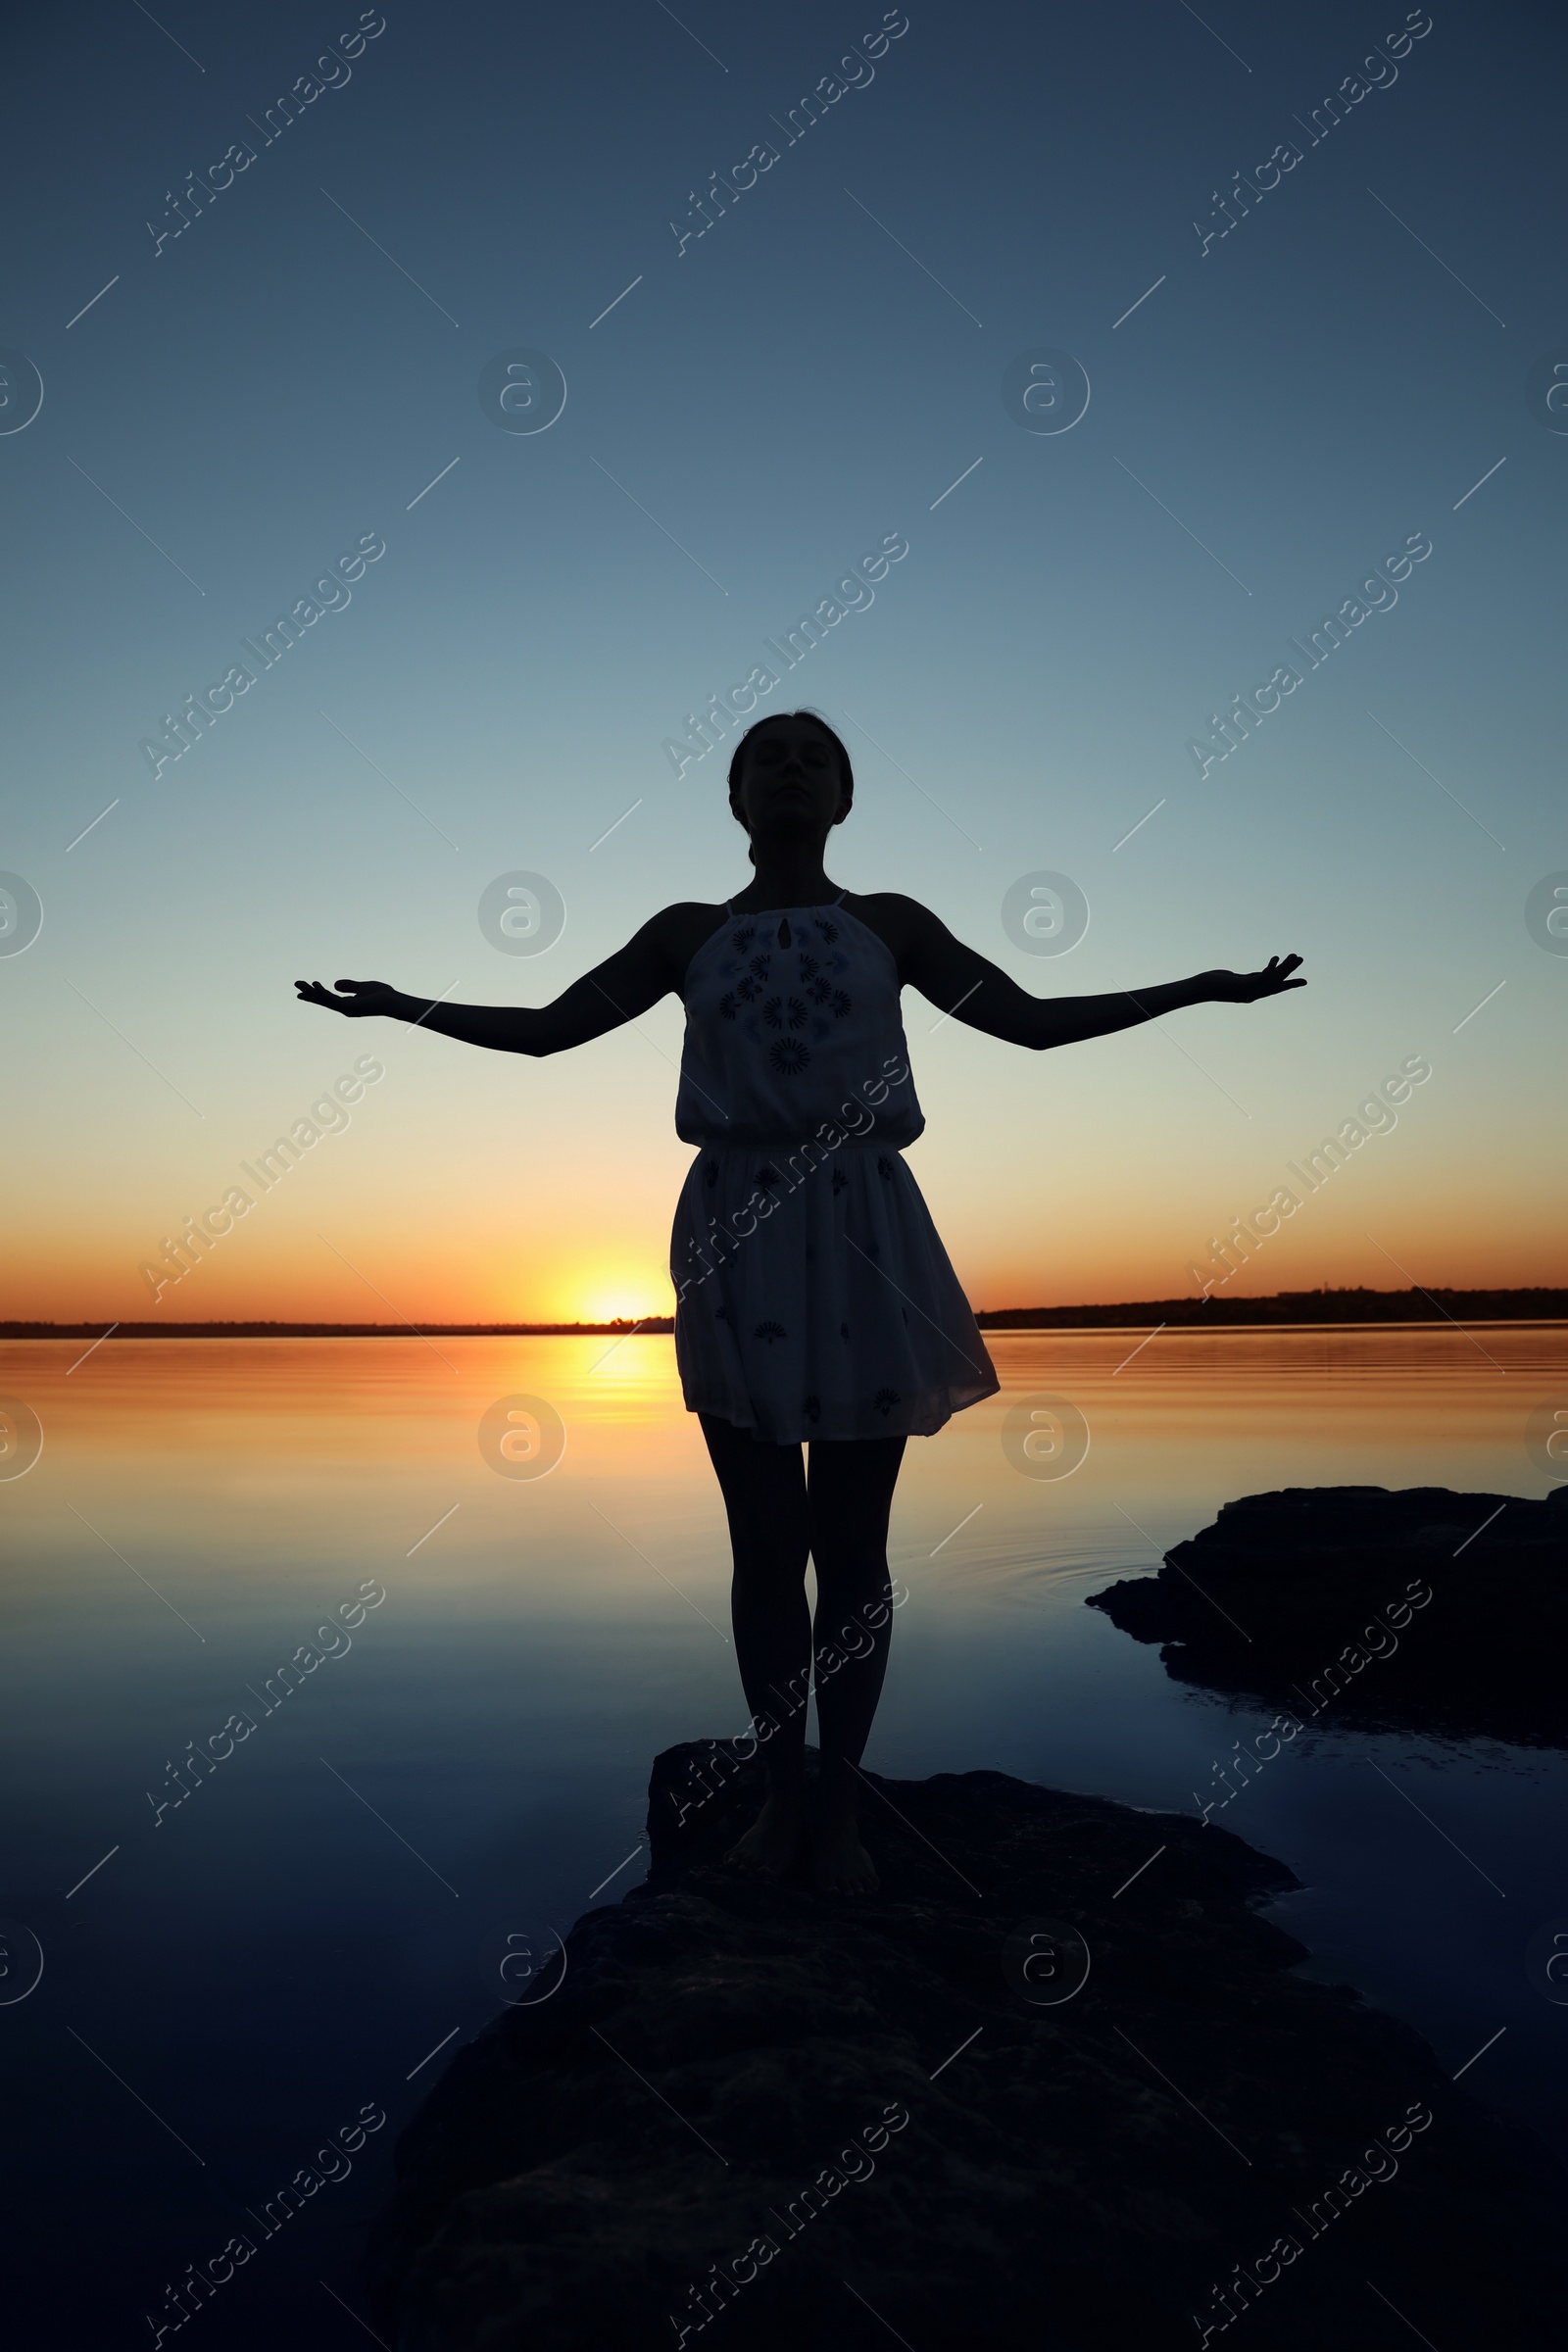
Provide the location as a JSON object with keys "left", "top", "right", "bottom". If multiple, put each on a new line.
{"left": 294, "top": 977, "right": 403, "bottom": 1018}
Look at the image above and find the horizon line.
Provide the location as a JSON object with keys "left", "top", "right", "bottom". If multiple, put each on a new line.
{"left": 6, "top": 1284, "right": 1568, "bottom": 1341}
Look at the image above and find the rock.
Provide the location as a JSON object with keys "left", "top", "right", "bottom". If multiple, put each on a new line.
{"left": 365, "top": 1740, "right": 1561, "bottom": 2349}
{"left": 1088, "top": 1485, "right": 1568, "bottom": 1747}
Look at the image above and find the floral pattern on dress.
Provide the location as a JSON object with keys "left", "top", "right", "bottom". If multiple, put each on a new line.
{"left": 714, "top": 920, "right": 851, "bottom": 1087}
{"left": 672, "top": 903, "right": 996, "bottom": 1443}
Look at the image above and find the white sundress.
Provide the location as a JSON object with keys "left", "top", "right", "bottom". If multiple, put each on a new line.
{"left": 669, "top": 897, "right": 1000, "bottom": 1444}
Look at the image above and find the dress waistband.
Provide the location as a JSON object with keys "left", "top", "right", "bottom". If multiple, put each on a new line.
{"left": 692, "top": 1135, "right": 901, "bottom": 1154}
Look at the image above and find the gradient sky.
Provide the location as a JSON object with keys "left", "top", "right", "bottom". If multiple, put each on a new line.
{"left": 3, "top": 0, "right": 1564, "bottom": 1324}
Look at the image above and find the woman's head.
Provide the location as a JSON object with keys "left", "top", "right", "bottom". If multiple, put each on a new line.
{"left": 726, "top": 711, "right": 854, "bottom": 860}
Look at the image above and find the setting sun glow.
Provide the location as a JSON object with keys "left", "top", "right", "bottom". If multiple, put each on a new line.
{"left": 581, "top": 1285, "right": 661, "bottom": 1325}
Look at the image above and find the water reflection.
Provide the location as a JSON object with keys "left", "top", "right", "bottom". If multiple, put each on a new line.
{"left": 1, "top": 1326, "right": 1564, "bottom": 2341}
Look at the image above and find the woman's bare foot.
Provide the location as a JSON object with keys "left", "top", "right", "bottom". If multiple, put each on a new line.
{"left": 725, "top": 1787, "right": 802, "bottom": 1877}
{"left": 811, "top": 1808, "right": 879, "bottom": 1895}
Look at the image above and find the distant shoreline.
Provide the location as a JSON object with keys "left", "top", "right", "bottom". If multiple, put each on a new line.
{"left": 5, "top": 1287, "right": 1565, "bottom": 1340}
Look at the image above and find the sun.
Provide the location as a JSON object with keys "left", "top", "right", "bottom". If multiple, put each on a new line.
{"left": 581, "top": 1289, "right": 657, "bottom": 1326}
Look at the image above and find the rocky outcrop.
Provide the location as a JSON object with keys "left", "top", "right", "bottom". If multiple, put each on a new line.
{"left": 366, "top": 1739, "right": 1560, "bottom": 2349}
{"left": 1087, "top": 1485, "right": 1568, "bottom": 1747}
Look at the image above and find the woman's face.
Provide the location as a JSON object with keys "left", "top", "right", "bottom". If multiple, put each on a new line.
{"left": 732, "top": 721, "right": 849, "bottom": 846}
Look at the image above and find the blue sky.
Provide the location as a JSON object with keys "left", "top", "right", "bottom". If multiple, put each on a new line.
{"left": 2, "top": 0, "right": 1564, "bottom": 1319}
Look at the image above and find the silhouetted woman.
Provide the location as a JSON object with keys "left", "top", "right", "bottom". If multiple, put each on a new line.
{"left": 297, "top": 711, "right": 1303, "bottom": 1891}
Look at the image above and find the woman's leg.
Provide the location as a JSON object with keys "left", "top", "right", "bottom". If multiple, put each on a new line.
{"left": 807, "top": 1434, "right": 907, "bottom": 1892}
{"left": 699, "top": 1411, "right": 811, "bottom": 1873}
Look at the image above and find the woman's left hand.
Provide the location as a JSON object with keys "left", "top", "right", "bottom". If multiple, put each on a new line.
{"left": 1203, "top": 955, "right": 1306, "bottom": 1004}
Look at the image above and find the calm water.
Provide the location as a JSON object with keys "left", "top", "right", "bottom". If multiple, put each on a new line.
{"left": 2, "top": 1328, "right": 1565, "bottom": 2344}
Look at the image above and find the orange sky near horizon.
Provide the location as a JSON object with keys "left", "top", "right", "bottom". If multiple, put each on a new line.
{"left": 7, "top": 977, "right": 1563, "bottom": 1326}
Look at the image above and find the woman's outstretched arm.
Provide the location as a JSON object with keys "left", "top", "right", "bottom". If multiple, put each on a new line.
{"left": 881, "top": 896, "right": 1304, "bottom": 1048}
{"left": 294, "top": 906, "right": 705, "bottom": 1054}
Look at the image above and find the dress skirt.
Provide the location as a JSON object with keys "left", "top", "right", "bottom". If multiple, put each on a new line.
{"left": 670, "top": 1141, "right": 1000, "bottom": 1444}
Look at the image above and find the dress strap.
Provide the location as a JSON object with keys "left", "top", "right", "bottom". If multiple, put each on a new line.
{"left": 724, "top": 899, "right": 734, "bottom": 916}
{"left": 831, "top": 889, "right": 846, "bottom": 906}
